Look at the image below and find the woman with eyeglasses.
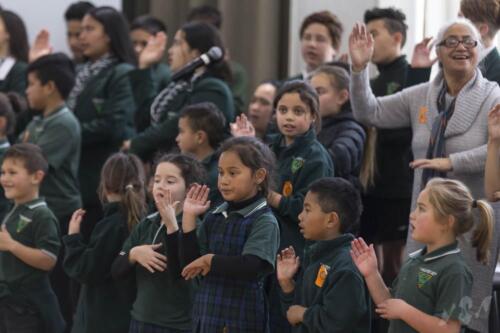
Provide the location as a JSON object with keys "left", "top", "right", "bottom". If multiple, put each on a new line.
{"left": 349, "top": 18, "right": 500, "bottom": 333}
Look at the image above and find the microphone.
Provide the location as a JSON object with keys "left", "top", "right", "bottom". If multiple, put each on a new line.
{"left": 171, "top": 46, "right": 223, "bottom": 81}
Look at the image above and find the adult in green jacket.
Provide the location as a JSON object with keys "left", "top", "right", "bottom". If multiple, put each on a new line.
{"left": 129, "top": 15, "right": 172, "bottom": 132}
{"left": 126, "top": 22, "right": 235, "bottom": 162}
{"left": 67, "top": 7, "right": 137, "bottom": 232}
{"left": 0, "top": 10, "right": 30, "bottom": 96}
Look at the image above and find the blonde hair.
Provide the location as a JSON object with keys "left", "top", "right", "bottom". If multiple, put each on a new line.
{"left": 426, "top": 178, "right": 494, "bottom": 264}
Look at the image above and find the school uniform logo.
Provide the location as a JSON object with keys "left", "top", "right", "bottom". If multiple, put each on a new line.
{"left": 282, "top": 181, "right": 293, "bottom": 197}
{"left": 315, "top": 264, "right": 331, "bottom": 288}
{"left": 16, "top": 215, "right": 32, "bottom": 233}
{"left": 291, "top": 157, "right": 305, "bottom": 174}
{"left": 386, "top": 82, "right": 401, "bottom": 95}
{"left": 418, "top": 106, "right": 429, "bottom": 124}
{"left": 417, "top": 267, "right": 437, "bottom": 288}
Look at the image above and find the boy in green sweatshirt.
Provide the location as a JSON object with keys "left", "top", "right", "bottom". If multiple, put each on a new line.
{"left": 277, "top": 177, "right": 370, "bottom": 332}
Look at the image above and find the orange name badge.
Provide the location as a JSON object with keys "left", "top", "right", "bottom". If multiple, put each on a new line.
{"left": 315, "top": 264, "right": 331, "bottom": 288}
{"left": 418, "top": 106, "right": 428, "bottom": 124}
{"left": 282, "top": 181, "right": 293, "bottom": 197}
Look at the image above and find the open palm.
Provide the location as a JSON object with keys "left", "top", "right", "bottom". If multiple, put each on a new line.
{"left": 349, "top": 23, "right": 374, "bottom": 72}
{"left": 277, "top": 246, "right": 300, "bottom": 281}
{"left": 183, "top": 184, "right": 210, "bottom": 217}
{"left": 29, "top": 29, "right": 52, "bottom": 63}
{"left": 139, "top": 32, "right": 167, "bottom": 69}
{"left": 350, "top": 237, "right": 378, "bottom": 278}
{"left": 488, "top": 104, "right": 500, "bottom": 144}
{"left": 411, "top": 37, "right": 437, "bottom": 68}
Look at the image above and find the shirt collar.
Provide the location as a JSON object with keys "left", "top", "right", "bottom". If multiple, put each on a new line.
{"left": 44, "top": 105, "right": 69, "bottom": 121}
{"left": 310, "top": 234, "right": 354, "bottom": 260}
{"left": 409, "top": 241, "right": 460, "bottom": 262}
{"left": 212, "top": 197, "right": 267, "bottom": 218}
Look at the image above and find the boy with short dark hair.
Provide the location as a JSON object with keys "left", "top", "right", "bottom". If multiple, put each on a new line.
{"left": 277, "top": 177, "right": 370, "bottom": 332}
{"left": 64, "top": 1, "right": 95, "bottom": 67}
{"left": 176, "top": 102, "right": 225, "bottom": 208}
{"left": 22, "top": 52, "right": 81, "bottom": 329}
{"left": 0, "top": 143, "right": 64, "bottom": 333}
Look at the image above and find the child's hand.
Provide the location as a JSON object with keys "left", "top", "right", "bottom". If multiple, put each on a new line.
{"left": 376, "top": 298, "right": 409, "bottom": 320}
{"left": 286, "top": 305, "right": 307, "bottom": 326}
{"left": 154, "top": 189, "right": 179, "bottom": 233}
{"left": 181, "top": 254, "right": 214, "bottom": 280}
{"left": 277, "top": 246, "right": 300, "bottom": 290}
{"left": 0, "top": 224, "right": 15, "bottom": 252}
{"left": 68, "top": 209, "right": 85, "bottom": 235}
{"left": 183, "top": 184, "right": 210, "bottom": 217}
{"left": 130, "top": 244, "right": 167, "bottom": 273}
{"left": 350, "top": 237, "right": 378, "bottom": 278}
{"left": 139, "top": 32, "right": 167, "bottom": 69}
{"left": 230, "top": 114, "right": 256, "bottom": 137}
{"left": 29, "top": 29, "right": 52, "bottom": 63}
{"left": 488, "top": 104, "right": 500, "bottom": 145}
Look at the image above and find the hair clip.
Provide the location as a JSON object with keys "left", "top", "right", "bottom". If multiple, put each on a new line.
{"left": 472, "top": 200, "right": 478, "bottom": 208}
{"left": 125, "top": 184, "right": 134, "bottom": 190}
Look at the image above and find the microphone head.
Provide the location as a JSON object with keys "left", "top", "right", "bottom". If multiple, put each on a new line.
{"left": 207, "top": 46, "right": 223, "bottom": 62}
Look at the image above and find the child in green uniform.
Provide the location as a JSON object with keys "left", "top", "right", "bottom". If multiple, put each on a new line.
{"left": 0, "top": 143, "right": 64, "bottom": 333}
{"left": 180, "top": 136, "right": 280, "bottom": 333}
{"left": 22, "top": 52, "right": 82, "bottom": 330}
{"left": 176, "top": 102, "right": 226, "bottom": 209}
{"left": 0, "top": 94, "right": 16, "bottom": 221}
{"left": 277, "top": 177, "right": 370, "bottom": 332}
{"left": 351, "top": 178, "right": 494, "bottom": 333}
{"left": 112, "top": 154, "right": 206, "bottom": 333}
{"left": 63, "top": 152, "right": 147, "bottom": 333}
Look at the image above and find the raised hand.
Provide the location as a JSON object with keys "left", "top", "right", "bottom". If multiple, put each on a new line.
{"left": 230, "top": 114, "right": 256, "bottom": 138}
{"left": 29, "top": 29, "right": 52, "bottom": 63}
{"left": 68, "top": 209, "right": 86, "bottom": 235}
{"left": 183, "top": 184, "right": 210, "bottom": 217}
{"left": 154, "top": 188, "right": 179, "bottom": 232}
{"left": 348, "top": 23, "right": 374, "bottom": 72}
{"left": 130, "top": 244, "right": 167, "bottom": 273}
{"left": 139, "top": 32, "right": 167, "bottom": 69}
{"left": 411, "top": 37, "right": 437, "bottom": 68}
{"left": 488, "top": 104, "right": 500, "bottom": 144}
{"left": 277, "top": 246, "right": 300, "bottom": 282}
{"left": 350, "top": 237, "right": 378, "bottom": 278}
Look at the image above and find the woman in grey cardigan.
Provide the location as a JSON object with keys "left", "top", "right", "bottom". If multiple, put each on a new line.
{"left": 349, "top": 18, "right": 500, "bottom": 333}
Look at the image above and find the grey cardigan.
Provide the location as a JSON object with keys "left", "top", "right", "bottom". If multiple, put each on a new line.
{"left": 351, "top": 67, "right": 500, "bottom": 332}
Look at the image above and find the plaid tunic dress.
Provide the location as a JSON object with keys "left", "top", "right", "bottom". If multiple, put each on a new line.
{"left": 194, "top": 202, "right": 271, "bottom": 333}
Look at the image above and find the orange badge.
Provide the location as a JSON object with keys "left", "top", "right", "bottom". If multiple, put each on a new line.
{"left": 282, "top": 181, "right": 293, "bottom": 197}
{"left": 315, "top": 264, "right": 330, "bottom": 288}
{"left": 418, "top": 106, "right": 428, "bottom": 124}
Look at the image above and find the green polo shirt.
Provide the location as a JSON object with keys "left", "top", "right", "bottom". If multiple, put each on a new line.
{"left": 389, "top": 242, "right": 472, "bottom": 333}
{"left": 199, "top": 198, "right": 280, "bottom": 269}
{"left": 21, "top": 106, "right": 82, "bottom": 220}
{"left": 0, "top": 198, "right": 60, "bottom": 295}
{"left": 120, "top": 212, "right": 193, "bottom": 330}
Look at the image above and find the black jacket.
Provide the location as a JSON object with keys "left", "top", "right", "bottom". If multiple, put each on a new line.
{"left": 318, "top": 107, "right": 366, "bottom": 188}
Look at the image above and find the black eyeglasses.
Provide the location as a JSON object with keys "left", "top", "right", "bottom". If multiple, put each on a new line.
{"left": 437, "top": 37, "right": 478, "bottom": 49}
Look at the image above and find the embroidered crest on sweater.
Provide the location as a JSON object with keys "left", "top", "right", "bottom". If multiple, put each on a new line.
{"left": 291, "top": 157, "right": 305, "bottom": 174}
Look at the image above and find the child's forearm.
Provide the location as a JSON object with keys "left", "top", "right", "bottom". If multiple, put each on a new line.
{"left": 10, "top": 241, "right": 56, "bottom": 271}
{"left": 401, "top": 303, "right": 460, "bottom": 333}
{"left": 485, "top": 140, "right": 500, "bottom": 201}
{"left": 278, "top": 277, "right": 295, "bottom": 294}
{"left": 365, "top": 272, "right": 391, "bottom": 305}
{"left": 182, "top": 213, "right": 198, "bottom": 233}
